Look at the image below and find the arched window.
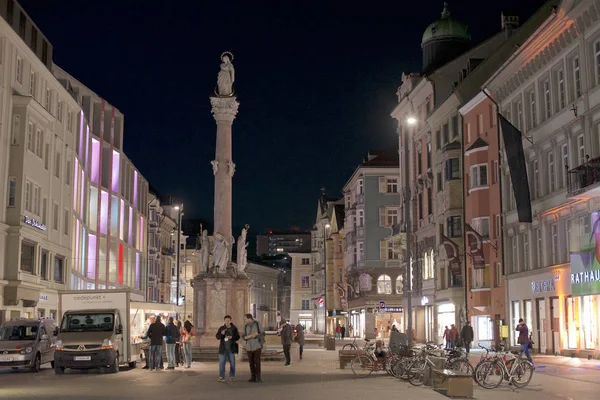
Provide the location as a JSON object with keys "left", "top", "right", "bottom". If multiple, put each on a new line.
{"left": 377, "top": 274, "right": 392, "bottom": 294}
{"left": 396, "top": 275, "right": 404, "bottom": 295}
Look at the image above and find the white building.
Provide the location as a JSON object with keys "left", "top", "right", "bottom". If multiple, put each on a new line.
{"left": 485, "top": 0, "right": 600, "bottom": 357}
{"left": 289, "top": 252, "right": 314, "bottom": 332}
{"left": 0, "top": 2, "right": 78, "bottom": 321}
{"left": 246, "top": 261, "right": 279, "bottom": 330}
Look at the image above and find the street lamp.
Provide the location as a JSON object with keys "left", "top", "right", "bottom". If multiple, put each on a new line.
{"left": 404, "top": 116, "right": 416, "bottom": 346}
{"left": 174, "top": 204, "right": 184, "bottom": 312}
{"left": 323, "top": 223, "right": 330, "bottom": 337}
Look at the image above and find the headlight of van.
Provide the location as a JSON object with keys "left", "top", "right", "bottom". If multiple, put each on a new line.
{"left": 20, "top": 347, "right": 33, "bottom": 355}
{"left": 55, "top": 340, "right": 64, "bottom": 351}
{"left": 101, "top": 339, "right": 113, "bottom": 350}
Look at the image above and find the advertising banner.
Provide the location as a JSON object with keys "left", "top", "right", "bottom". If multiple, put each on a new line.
{"left": 570, "top": 212, "right": 600, "bottom": 296}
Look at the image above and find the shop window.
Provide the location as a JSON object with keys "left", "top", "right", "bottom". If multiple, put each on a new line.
{"left": 20, "top": 241, "right": 35, "bottom": 274}
{"left": 377, "top": 275, "right": 392, "bottom": 294}
{"left": 581, "top": 296, "right": 595, "bottom": 350}
{"left": 524, "top": 299, "right": 533, "bottom": 337}
{"left": 566, "top": 296, "right": 577, "bottom": 349}
{"left": 511, "top": 300, "right": 521, "bottom": 345}
{"left": 477, "top": 316, "right": 493, "bottom": 341}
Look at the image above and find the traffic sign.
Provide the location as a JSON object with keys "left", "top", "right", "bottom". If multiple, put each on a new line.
{"left": 318, "top": 297, "right": 324, "bottom": 304}
{"left": 380, "top": 301, "right": 386, "bottom": 309}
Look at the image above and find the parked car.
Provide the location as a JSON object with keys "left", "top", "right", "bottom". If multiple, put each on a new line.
{"left": 0, "top": 318, "right": 58, "bottom": 372}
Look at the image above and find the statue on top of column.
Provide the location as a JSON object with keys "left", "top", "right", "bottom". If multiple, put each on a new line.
{"left": 237, "top": 224, "right": 250, "bottom": 274}
{"left": 216, "top": 52, "right": 235, "bottom": 97}
{"left": 213, "top": 232, "right": 229, "bottom": 273}
{"left": 199, "top": 229, "right": 210, "bottom": 274}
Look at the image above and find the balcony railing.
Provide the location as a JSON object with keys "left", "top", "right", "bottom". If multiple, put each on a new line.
{"left": 567, "top": 157, "right": 600, "bottom": 197}
{"left": 161, "top": 247, "right": 174, "bottom": 256}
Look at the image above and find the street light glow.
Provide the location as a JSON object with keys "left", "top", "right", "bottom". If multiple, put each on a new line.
{"left": 407, "top": 116, "right": 417, "bottom": 125}
{"left": 325, "top": 224, "right": 331, "bottom": 229}
{"left": 174, "top": 206, "right": 180, "bottom": 210}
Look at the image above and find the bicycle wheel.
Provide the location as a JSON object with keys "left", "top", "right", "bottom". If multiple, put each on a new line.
{"left": 394, "top": 357, "right": 412, "bottom": 381}
{"left": 342, "top": 344, "right": 357, "bottom": 351}
{"left": 448, "top": 359, "right": 474, "bottom": 375}
{"left": 475, "top": 361, "right": 503, "bottom": 389}
{"left": 351, "top": 355, "right": 374, "bottom": 378}
{"left": 407, "top": 359, "right": 428, "bottom": 386}
{"left": 511, "top": 360, "right": 534, "bottom": 388}
{"left": 386, "top": 354, "right": 400, "bottom": 377}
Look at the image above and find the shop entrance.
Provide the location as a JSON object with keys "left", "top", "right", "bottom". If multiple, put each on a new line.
{"left": 437, "top": 303, "right": 456, "bottom": 344}
{"left": 299, "top": 319, "right": 312, "bottom": 333}
{"left": 536, "top": 298, "right": 547, "bottom": 354}
{"left": 550, "top": 296, "right": 559, "bottom": 354}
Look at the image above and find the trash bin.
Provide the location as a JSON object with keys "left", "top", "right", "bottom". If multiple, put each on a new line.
{"left": 326, "top": 335, "right": 336, "bottom": 351}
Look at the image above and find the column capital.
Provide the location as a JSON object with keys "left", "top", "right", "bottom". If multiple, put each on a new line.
{"left": 210, "top": 96, "right": 239, "bottom": 122}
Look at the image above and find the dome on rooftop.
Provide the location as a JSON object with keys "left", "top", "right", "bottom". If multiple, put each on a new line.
{"left": 422, "top": 3, "right": 470, "bottom": 45}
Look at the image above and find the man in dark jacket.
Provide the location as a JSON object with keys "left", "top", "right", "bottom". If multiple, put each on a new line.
{"left": 295, "top": 323, "right": 305, "bottom": 360}
{"left": 165, "top": 317, "right": 180, "bottom": 370}
{"left": 216, "top": 315, "right": 240, "bottom": 382}
{"left": 280, "top": 319, "right": 293, "bottom": 366}
{"left": 461, "top": 321, "right": 474, "bottom": 354}
{"left": 147, "top": 315, "right": 166, "bottom": 371}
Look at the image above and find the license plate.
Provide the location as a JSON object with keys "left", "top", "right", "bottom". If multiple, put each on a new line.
{"left": 0, "top": 356, "right": 14, "bottom": 362}
{"left": 74, "top": 356, "right": 91, "bottom": 361}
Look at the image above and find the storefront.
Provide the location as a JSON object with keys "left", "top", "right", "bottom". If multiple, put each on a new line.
{"left": 327, "top": 310, "right": 348, "bottom": 337}
{"left": 37, "top": 292, "right": 59, "bottom": 320}
{"left": 349, "top": 309, "right": 365, "bottom": 338}
{"left": 297, "top": 313, "right": 314, "bottom": 333}
{"left": 436, "top": 302, "right": 455, "bottom": 343}
{"left": 375, "top": 307, "right": 403, "bottom": 338}
{"left": 506, "top": 266, "right": 569, "bottom": 355}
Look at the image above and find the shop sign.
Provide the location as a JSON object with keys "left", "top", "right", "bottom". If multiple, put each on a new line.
{"left": 299, "top": 313, "right": 312, "bottom": 317}
{"left": 466, "top": 224, "right": 485, "bottom": 269}
{"left": 531, "top": 275, "right": 559, "bottom": 294}
{"left": 385, "top": 307, "right": 403, "bottom": 313}
{"left": 570, "top": 211, "right": 600, "bottom": 296}
{"left": 39, "top": 294, "right": 48, "bottom": 302}
{"left": 379, "top": 301, "right": 386, "bottom": 309}
{"left": 442, "top": 235, "right": 461, "bottom": 275}
{"left": 23, "top": 216, "right": 47, "bottom": 231}
{"left": 421, "top": 296, "right": 429, "bottom": 306}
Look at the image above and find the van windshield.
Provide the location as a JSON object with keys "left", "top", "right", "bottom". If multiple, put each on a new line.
{"left": 60, "top": 313, "right": 114, "bottom": 332}
{"left": 0, "top": 325, "right": 38, "bottom": 341}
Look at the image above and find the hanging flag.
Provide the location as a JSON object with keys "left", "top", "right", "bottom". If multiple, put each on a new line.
{"left": 442, "top": 235, "right": 461, "bottom": 276}
{"left": 498, "top": 114, "right": 532, "bottom": 223}
{"left": 465, "top": 224, "right": 486, "bottom": 269}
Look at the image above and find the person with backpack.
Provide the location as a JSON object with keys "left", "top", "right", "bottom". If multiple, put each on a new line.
{"left": 165, "top": 316, "right": 181, "bottom": 370}
{"left": 181, "top": 320, "right": 196, "bottom": 369}
{"left": 243, "top": 314, "right": 263, "bottom": 382}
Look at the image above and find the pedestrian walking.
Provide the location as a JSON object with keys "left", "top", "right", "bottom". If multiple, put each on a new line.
{"left": 181, "top": 320, "right": 196, "bottom": 369}
{"left": 443, "top": 326, "right": 450, "bottom": 349}
{"left": 336, "top": 325, "right": 341, "bottom": 339}
{"left": 174, "top": 320, "right": 183, "bottom": 367}
{"left": 165, "top": 317, "right": 180, "bottom": 370}
{"left": 140, "top": 315, "right": 155, "bottom": 369}
{"left": 295, "top": 323, "right": 305, "bottom": 360}
{"left": 516, "top": 318, "right": 534, "bottom": 364}
{"left": 461, "top": 322, "right": 474, "bottom": 354}
{"left": 216, "top": 315, "right": 240, "bottom": 382}
{"left": 340, "top": 325, "right": 346, "bottom": 339}
{"left": 348, "top": 324, "right": 354, "bottom": 337}
{"left": 449, "top": 324, "right": 459, "bottom": 349}
{"left": 280, "top": 319, "right": 293, "bottom": 366}
{"left": 147, "top": 315, "right": 165, "bottom": 371}
{"left": 243, "top": 314, "right": 263, "bottom": 383}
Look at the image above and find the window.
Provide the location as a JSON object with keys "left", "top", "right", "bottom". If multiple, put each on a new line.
{"left": 380, "top": 207, "right": 398, "bottom": 227}
{"left": 492, "top": 160, "right": 499, "bottom": 184}
{"left": 427, "top": 188, "right": 432, "bottom": 217}
{"left": 418, "top": 193, "right": 423, "bottom": 220}
{"left": 57, "top": 100, "right": 63, "bottom": 122}
{"left": 561, "top": 144, "right": 568, "bottom": 188}
{"left": 11, "top": 114, "right": 20, "bottom": 145}
{"left": 437, "top": 172, "right": 442, "bottom": 191}
{"left": 55, "top": 152, "right": 60, "bottom": 179}
{"left": 20, "top": 242, "right": 35, "bottom": 274}
{"left": 529, "top": 91, "right": 536, "bottom": 129}
{"left": 33, "top": 185, "right": 39, "bottom": 215}
{"left": 41, "top": 41, "right": 48, "bottom": 65}
{"left": 53, "top": 203, "right": 59, "bottom": 230}
{"left": 387, "top": 178, "right": 398, "bottom": 193}
{"left": 511, "top": 236, "right": 517, "bottom": 273}
{"left": 466, "top": 122, "right": 471, "bottom": 143}
{"left": 7, "top": 0, "right": 13, "bottom": 23}
{"left": 377, "top": 275, "right": 392, "bottom": 294}
{"left": 45, "top": 87, "right": 51, "bottom": 110}
{"left": 396, "top": 275, "right": 403, "bottom": 295}
{"left": 427, "top": 143, "right": 432, "bottom": 169}
{"left": 445, "top": 158, "right": 460, "bottom": 180}
{"left": 27, "top": 122, "right": 33, "bottom": 151}
{"left": 66, "top": 159, "right": 71, "bottom": 185}
{"left": 577, "top": 134, "right": 585, "bottom": 166}
{"left": 453, "top": 115, "right": 459, "bottom": 138}
{"left": 533, "top": 160, "right": 540, "bottom": 199}
{"left": 573, "top": 56, "right": 581, "bottom": 98}
{"left": 523, "top": 232, "right": 529, "bottom": 270}
{"left": 558, "top": 69, "right": 565, "bottom": 110}
{"left": 535, "top": 227, "right": 542, "bottom": 268}
{"left": 42, "top": 198, "right": 47, "bottom": 224}
{"left": 447, "top": 216, "right": 462, "bottom": 237}
{"left": 301, "top": 300, "right": 310, "bottom": 310}
{"left": 548, "top": 151, "right": 555, "bottom": 193}
{"left": 443, "top": 124, "right": 449, "bottom": 144}
{"left": 54, "top": 257, "right": 64, "bottom": 283}
{"left": 543, "top": 80, "right": 551, "bottom": 120}
{"left": 67, "top": 111, "right": 73, "bottom": 132}
{"left": 8, "top": 177, "right": 16, "bottom": 207}
{"left": 380, "top": 239, "right": 398, "bottom": 260}
{"left": 301, "top": 258, "right": 310, "bottom": 265}
{"left": 63, "top": 210, "right": 69, "bottom": 236}
{"left": 436, "top": 130, "right": 441, "bottom": 149}
{"left": 516, "top": 101, "right": 523, "bottom": 130}
{"left": 301, "top": 276, "right": 310, "bottom": 288}
{"left": 495, "top": 263, "right": 502, "bottom": 287}
{"left": 477, "top": 113, "right": 483, "bottom": 135}
{"left": 18, "top": 11, "right": 25, "bottom": 38}
{"left": 35, "top": 129, "right": 42, "bottom": 157}
{"left": 551, "top": 223, "right": 558, "bottom": 265}
{"left": 472, "top": 217, "right": 490, "bottom": 239}
{"left": 16, "top": 57, "right": 22, "bottom": 84}
{"left": 40, "top": 251, "right": 48, "bottom": 280}
{"left": 30, "top": 27, "right": 37, "bottom": 51}
{"left": 44, "top": 144, "right": 49, "bottom": 170}
{"left": 29, "top": 71, "right": 36, "bottom": 95}
{"left": 495, "top": 214, "right": 501, "bottom": 238}
{"left": 417, "top": 149, "right": 422, "bottom": 175}
{"left": 24, "top": 181, "right": 31, "bottom": 211}
{"left": 470, "top": 164, "right": 488, "bottom": 189}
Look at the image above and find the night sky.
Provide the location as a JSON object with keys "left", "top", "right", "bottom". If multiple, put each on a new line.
{"left": 21, "top": 0, "right": 545, "bottom": 234}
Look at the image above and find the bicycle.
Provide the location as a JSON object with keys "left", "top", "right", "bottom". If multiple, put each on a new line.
{"left": 342, "top": 337, "right": 361, "bottom": 351}
{"left": 475, "top": 348, "right": 534, "bottom": 389}
{"left": 350, "top": 342, "right": 397, "bottom": 378}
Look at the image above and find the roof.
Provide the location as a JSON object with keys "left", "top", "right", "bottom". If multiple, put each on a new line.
{"left": 465, "top": 137, "right": 489, "bottom": 152}
{"left": 442, "top": 140, "right": 462, "bottom": 151}
{"left": 360, "top": 146, "right": 399, "bottom": 167}
{"left": 422, "top": 3, "right": 470, "bottom": 44}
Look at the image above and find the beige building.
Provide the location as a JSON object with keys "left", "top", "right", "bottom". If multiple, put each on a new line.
{"left": 289, "top": 252, "right": 313, "bottom": 332}
{"left": 246, "top": 261, "right": 279, "bottom": 330}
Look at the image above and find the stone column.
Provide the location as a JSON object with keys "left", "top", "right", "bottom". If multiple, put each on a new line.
{"left": 210, "top": 96, "right": 239, "bottom": 242}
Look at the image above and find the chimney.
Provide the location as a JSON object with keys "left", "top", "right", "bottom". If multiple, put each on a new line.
{"left": 501, "top": 12, "right": 520, "bottom": 38}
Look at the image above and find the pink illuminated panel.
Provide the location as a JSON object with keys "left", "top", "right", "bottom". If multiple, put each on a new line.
{"left": 111, "top": 150, "right": 120, "bottom": 193}
{"left": 135, "top": 252, "right": 140, "bottom": 289}
{"left": 100, "top": 190, "right": 109, "bottom": 234}
{"left": 79, "top": 112, "right": 84, "bottom": 157}
{"left": 139, "top": 216, "right": 144, "bottom": 251}
{"left": 133, "top": 171, "right": 138, "bottom": 208}
{"left": 85, "top": 125, "right": 90, "bottom": 171}
{"left": 91, "top": 139, "right": 100, "bottom": 184}
{"left": 75, "top": 220, "right": 80, "bottom": 273}
{"left": 81, "top": 228, "right": 86, "bottom": 277}
{"left": 87, "top": 233, "right": 97, "bottom": 280}
{"left": 73, "top": 164, "right": 78, "bottom": 210}
{"left": 128, "top": 206, "right": 133, "bottom": 246}
{"left": 119, "top": 199, "right": 125, "bottom": 240}
{"left": 80, "top": 173, "right": 85, "bottom": 218}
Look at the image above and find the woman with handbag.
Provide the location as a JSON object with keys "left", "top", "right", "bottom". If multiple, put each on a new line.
{"left": 182, "top": 320, "right": 196, "bottom": 369}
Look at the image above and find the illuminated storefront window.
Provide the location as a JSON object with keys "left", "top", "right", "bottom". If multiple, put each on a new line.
{"left": 91, "top": 139, "right": 100, "bottom": 184}
{"left": 119, "top": 199, "right": 125, "bottom": 241}
{"left": 110, "top": 195, "right": 118, "bottom": 234}
{"left": 111, "top": 150, "right": 120, "bottom": 193}
{"left": 89, "top": 187, "right": 98, "bottom": 229}
{"left": 566, "top": 297, "right": 578, "bottom": 349}
{"left": 581, "top": 295, "right": 596, "bottom": 350}
{"left": 87, "top": 233, "right": 96, "bottom": 280}
{"left": 524, "top": 299, "right": 532, "bottom": 332}
{"left": 100, "top": 190, "right": 109, "bottom": 234}
{"left": 512, "top": 301, "right": 520, "bottom": 345}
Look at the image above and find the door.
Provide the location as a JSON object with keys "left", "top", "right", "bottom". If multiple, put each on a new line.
{"left": 115, "top": 313, "right": 124, "bottom": 363}
{"left": 37, "top": 325, "right": 49, "bottom": 364}
{"left": 550, "top": 297, "right": 559, "bottom": 355}
{"left": 536, "top": 299, "right": 547, "bottom": 354}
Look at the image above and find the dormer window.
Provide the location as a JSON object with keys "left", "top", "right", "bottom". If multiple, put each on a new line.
{"left": 431, "top": 25, "right": 437, "bottom": 34}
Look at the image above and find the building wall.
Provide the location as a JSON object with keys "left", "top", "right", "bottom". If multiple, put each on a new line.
{"left": 256, "top": 232, "right": 311, "bottom": 256}
{"left": 289, "top": 252, "right": 313, "bottom": 331}
{"left": 246, "top": 262, "right": 279, "bottom": 330}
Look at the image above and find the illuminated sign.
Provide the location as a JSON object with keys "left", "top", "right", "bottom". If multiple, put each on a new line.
{"left": 570, "top": 211, "right": 600, "bottom": 296}
{"left": 421, "top": 296, "right": 429, "bottom": 306}
{"left": 531, "top": 275, "right": 559, "bottom": 294}
{"left": 23, "top": 216, "right": 46, "bottom": 231}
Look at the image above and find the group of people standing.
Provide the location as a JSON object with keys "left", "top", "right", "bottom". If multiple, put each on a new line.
{"left": 215, "top": 315, "right": 305, "bottom": 383}
{"left": 141, "top": 315, "right": 196, "bottom": 371}
{"left": 443, "top": 322, "right": 474, "bottom": 353}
